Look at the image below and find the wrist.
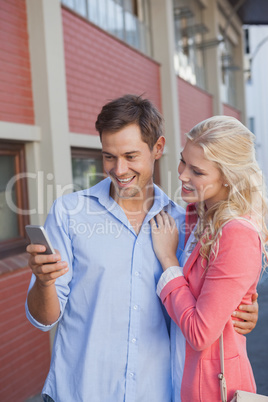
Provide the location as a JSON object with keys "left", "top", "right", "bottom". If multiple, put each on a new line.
{"left": 159, "top": 256, "right": 179, "bottom": 271}
{"left": 35, "top": 276, "right": 56, "bottom": 289}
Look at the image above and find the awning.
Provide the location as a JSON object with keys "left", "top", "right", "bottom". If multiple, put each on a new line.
{"left": 228, "top": 0, "right": 268, "bottom": 25}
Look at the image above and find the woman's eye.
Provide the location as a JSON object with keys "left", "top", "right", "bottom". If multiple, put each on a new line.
{"left": 193, "top": 170, "right": 204, "bottom": 176}
{"left": 180, "top": 158, "right": 185, "bottom": 164}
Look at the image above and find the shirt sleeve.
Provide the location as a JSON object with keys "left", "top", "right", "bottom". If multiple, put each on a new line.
{"left": 158, "top": 220, "right": 262, "bottom": 351}
{"left": 25, "top": 196, "right": 74, "bottom": 330}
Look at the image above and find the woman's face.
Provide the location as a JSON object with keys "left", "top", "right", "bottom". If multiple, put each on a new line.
{"left": 178, "top": 139, "right": 229, "bottom": 208}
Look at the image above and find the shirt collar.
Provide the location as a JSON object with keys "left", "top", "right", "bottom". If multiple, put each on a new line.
{"left": 81, "top": 177, "right": 175, "bottom": 221}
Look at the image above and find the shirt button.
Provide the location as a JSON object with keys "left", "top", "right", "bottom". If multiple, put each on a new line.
{"left": 132, "top": 338, "right": 137, "bottom": 343}
{"left": 135, "top": 271, "right": 140, "bottom": 277}
{"left": 133, "top": 305, "right": 138, "bottom": 310}
{"left": 129, "top": 372, "right": 134, "bottom": 378}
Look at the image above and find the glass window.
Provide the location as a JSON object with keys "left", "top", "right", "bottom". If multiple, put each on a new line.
{"left": 0, "top": 155, "right": 19, "bottom": 241}
{"left": 71, "top": 148, "right": 104, "bottom": 191}
{"left": 61, "top": 0, "right": 152, "bottom": 57}
{"left": 74, "top": 0, "right": 87, "bottom": 17}
{"left": 220, "top": 31, "right": 237, "bottom": 107}
{"left": 173, "top": 0, "right": 206, "bottom": 90}
{"left": 0, "top": 142, "right": 29, "bottom": 258}
{"left": 87, "top": 0, "right": 99, "bottom": 24}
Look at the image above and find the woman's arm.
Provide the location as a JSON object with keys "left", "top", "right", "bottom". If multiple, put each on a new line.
{"left": 151, "top": 217, "right": 261, "bottom": 350}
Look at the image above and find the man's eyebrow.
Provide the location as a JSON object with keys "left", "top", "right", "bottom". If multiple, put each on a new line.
{"left": 124, "top": 151, "right": 140, "bottom": 155}
{"left": 102, "top": 150, "right": 140, "bottom": 156}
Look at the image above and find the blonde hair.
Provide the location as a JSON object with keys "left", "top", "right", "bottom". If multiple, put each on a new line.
{"left": 186, "top": 115, "right": 268, "bottom": 269}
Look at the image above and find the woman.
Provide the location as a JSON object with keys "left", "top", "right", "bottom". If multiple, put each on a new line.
{"left": 150, "top": 116, "right": 268, "bottom": 401}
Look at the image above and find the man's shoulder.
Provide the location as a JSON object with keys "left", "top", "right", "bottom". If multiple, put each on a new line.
{"left": 50, "top": 179, "right": 111, "bottom": 214}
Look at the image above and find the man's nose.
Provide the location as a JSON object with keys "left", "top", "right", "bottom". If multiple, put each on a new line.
{"left": 114, "top": 158, "right": 128, "bottom": 176}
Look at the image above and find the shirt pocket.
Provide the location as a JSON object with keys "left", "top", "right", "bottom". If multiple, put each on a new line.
{"left": 200, "top": 355, "right": 241, "bottom": 401}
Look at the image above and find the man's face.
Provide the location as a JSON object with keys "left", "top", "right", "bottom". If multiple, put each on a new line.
{"left": 101, "top": 124, "right": 164, "bottom": 203}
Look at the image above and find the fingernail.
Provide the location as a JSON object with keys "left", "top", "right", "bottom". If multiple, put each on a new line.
{"left": 232, "top": 311, "right": 236, "bottom": 316}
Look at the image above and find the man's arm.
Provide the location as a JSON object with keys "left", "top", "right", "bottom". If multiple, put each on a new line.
{"left": 232, "top": 293, "right": 259, "bottom": 335}
{"left": 26, "top": 244, "right": 69, "bottom": 326}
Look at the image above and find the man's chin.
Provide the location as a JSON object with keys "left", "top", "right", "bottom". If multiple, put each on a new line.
{"left": 113, "top": 185, "right": 141, "bottom": 200}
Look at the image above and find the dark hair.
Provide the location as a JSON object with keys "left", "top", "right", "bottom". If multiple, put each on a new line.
{"left": 95, "top": 94, "right": 164, "bottom": 150}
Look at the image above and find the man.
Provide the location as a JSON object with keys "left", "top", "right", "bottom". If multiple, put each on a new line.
{"left": 26, "top": 95, "right": 257, "bottom": 402}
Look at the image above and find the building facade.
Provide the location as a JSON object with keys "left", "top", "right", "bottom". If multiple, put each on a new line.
{"left": 244, "top": 25, "right": 268, "bottom": 186}
{"left": 0, "top": 0, "right": 247, "bottom": 400}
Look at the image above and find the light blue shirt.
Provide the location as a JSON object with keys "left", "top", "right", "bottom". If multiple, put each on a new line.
{"left": 26, "top": 178, "right": 185, "bottom": 402}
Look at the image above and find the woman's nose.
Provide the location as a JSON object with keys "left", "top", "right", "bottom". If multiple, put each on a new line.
{"left": 178, "top": 163, "right": 189, "bottom": 182}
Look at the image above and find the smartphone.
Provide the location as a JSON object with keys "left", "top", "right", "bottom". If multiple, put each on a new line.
{"left": 25, "top": 225, "right": 56, "bottom": 255}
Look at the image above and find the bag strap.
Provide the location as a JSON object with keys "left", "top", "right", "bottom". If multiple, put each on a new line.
{"left": 218, "top": 334, "right": 228, "bottom": 402}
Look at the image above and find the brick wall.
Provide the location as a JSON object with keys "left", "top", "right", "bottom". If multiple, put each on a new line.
{"left": 0, "top": 0, "right": 34, "bottom": 124}
{"left": 0, "top": 259, "right": 51, "bottom": 402}
{"left": 177, "top": 77, "right": 213, "bottom": 146}
{"left": 62, "top": 7, "right": 162, "bottom": 136}
{"left": 0, "top": 1, "right": 50, "bottom": 400}
{"left": 223, "top": 103, "right": 241, "bottom": 120}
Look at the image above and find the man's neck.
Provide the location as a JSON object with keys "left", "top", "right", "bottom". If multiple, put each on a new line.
{"left": 111, "top": 185, "right": 155, "bottom": 234}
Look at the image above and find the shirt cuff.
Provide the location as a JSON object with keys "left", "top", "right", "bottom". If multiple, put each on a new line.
{"left": 25, "top": 299, "right": 62, "bottom": 332}
{"left": 156, "top": 266, "right": 184, "bottom": 297}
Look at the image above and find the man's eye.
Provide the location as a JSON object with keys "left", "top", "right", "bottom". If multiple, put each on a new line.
{"left": 180, "top": 158, "right": 185, "bottom": 164}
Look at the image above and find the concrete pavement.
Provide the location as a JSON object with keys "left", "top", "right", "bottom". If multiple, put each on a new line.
{"left": 246, "top": 272, "right": 268, "bottom": 396}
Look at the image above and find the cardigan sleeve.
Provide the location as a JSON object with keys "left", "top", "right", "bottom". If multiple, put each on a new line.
{"left": 159, "top": 219, "right": 262, "bottom": 351}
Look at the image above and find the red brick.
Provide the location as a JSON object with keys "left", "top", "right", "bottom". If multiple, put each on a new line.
{"left": 223, "top": 103, "right": 241, "bottom": 119}
{"left": 178, "top": 77, "right": 213, "bottom": 145}
{"left": 0, "top": 258, "right": 50, "bottom": 402}
{"left": 62, "top": 7, "right": 162, "bottom": 135}
{"left": 0, "top": 0, "right": 34, "bottom": 124}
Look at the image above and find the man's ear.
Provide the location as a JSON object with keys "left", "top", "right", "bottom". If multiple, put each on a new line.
{"left": 154, "top": 136, "right": 165, "bottom": 160}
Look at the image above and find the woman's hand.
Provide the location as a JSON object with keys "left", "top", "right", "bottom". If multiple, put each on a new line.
{"left": 150, "top": 211, "right": 179, "bottom": 271}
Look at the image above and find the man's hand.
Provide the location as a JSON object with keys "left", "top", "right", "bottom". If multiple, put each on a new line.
{"left": 27, "top": 244, "right": 68, "bottom": 287}
{"left": 232, "top": 293, "right": 259, "bottom": 335}
{"left": 26, "top": 244, "right": 68, "bottom": 325}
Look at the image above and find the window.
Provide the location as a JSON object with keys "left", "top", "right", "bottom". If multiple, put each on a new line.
{"left": 249, "top": 117, "right": 255, "bottom": 134}
{"left": 220, "top": 30, "right": 238, "bottom": 107}
{"left": 61, "top": 0, "right": 152, "bottom": 57}
{"left": 72, "top": 148, "right": 104, "bottom": 191}
{"left": 244, "top": 28, "right": 250, "bottom": 54}
{"left": 173, "top": 0, "right": 207, "bottom": 89}
{"left": 0, "top": 142, "right": 29, "bottom": 258}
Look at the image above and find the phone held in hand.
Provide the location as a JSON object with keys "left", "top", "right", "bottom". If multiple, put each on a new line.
{"left": 25, "top": 225, "right": 56, "bottom": 255}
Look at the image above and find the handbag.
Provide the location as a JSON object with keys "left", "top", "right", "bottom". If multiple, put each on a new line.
{"left": 218, "top": 333, "right": 268, "bottom": 402}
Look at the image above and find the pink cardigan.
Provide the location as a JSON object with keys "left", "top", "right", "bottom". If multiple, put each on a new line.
{"left": 159, "top": 204, "right": 262, "bottom": 401}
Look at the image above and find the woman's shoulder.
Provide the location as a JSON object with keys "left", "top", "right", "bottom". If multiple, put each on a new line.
{"left": 221, "top": 216, "right": 261, "bottom": 242}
